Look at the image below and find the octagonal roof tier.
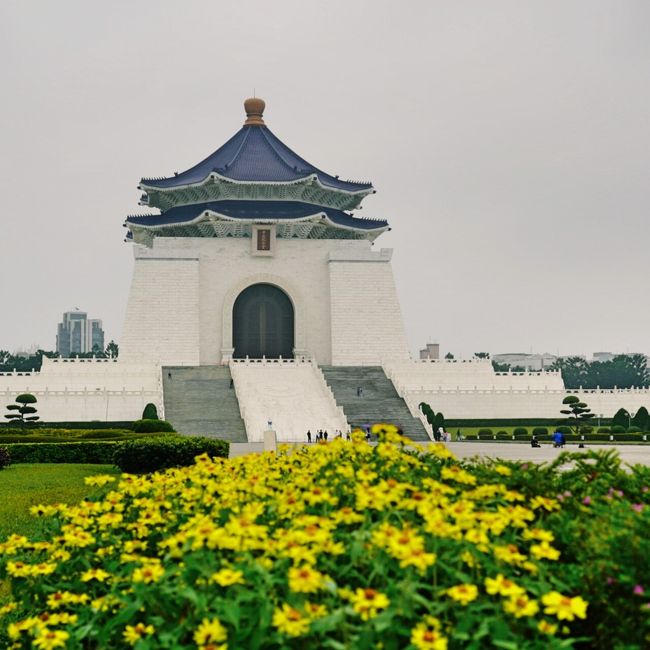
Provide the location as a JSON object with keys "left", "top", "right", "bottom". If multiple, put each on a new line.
{"left": 140, "top": 98, "right": 374, "bottom": 211}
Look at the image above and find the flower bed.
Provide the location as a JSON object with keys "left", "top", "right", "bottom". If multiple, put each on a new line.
{"left": 0, "top": 429, "right": 649, "bottom": 648}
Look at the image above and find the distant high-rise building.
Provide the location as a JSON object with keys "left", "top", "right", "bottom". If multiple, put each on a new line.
{"left": 56, "top": 310, "right": 105, "bottom": 356}
{"left": 419, "top": 343, "right": 440, "bottom": 360}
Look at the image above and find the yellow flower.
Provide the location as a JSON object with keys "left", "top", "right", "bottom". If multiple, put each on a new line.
{"left": 541, "top": 591, "right": 588, "bottom": 621}
{"left": 411, "top": 616, "right": 448, "bottom": 650}
{"left": 81, "top": 567, "right": 111, "bottom": 582}
{"left": 349, "top": 588, "right": 390, "bottom": 620}
{"left": 537, "top": 620, "right": 558, "bottom": 635}
{"left": 530, "top": 496, "right": 560, "bottom": 511}
{"left": 445, "top": 584, "right": 478, "bottom": 605}
{"left": 484, "top": 574, "right": 525, "bottom": 598}
{"left": 123, "top": 623, "right": 155, "bottom": 645}
{"left": 132, "top": 562, "right": 165, "bottom": 583}
{"left": 530, "top": 542, "right": 561, "bottom": 561}
{"left": 193, "top": 617, "right": 228, "bottom": 646}
{"left": 0, "top": 602, "right": 17, "bottom": 616}
{"left": 288, "top": 564, "right": 326, "bottom": 593}
{"left": 494, "top": 464, "right": 512, "bottom": 476}
{"left": 272, "top": 603, "right": 310, "bottom": 637}
{"left": 503, "top": 594, "right": 539, "bottom": 618}
{"left": 46, "top": 591, "right": 89, "bottom": 609}
{"left": 211, "top": 568, "right": 244, "bottom": 587}
{"left": 304, "top": 602, "right": 327, "bottom": 619}
{"left": 33, "top": 629, "right": 69, "bottom": 650}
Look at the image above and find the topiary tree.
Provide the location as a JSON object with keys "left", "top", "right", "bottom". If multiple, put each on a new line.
{"left": 142, "top": 403, "right": 159, "bottom": 420}
{"left": 5, "top": 394, "right": 39, "bottom": 427}
{"left": 419, "top": 403, "right": 440, "bottom": 440}
{"left": 432, "top": 412, "right": 445, "bottom": 436}
{"left": 611, "top": 408, "right": 630, "bottom": 431}
{"left": 631, "top": 406, "right": 649, "bottom": 431}
{"left": 560, "top": 395, "right": 595, "bottom": 435}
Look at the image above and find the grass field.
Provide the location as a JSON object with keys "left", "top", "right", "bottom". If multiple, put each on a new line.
{"left": 0, "top": 463, "right": 119, "bottom": 540}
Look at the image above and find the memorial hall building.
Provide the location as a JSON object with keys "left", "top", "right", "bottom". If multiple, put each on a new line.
{"left": 2, "top": 99, "right": 648, "bottom": 441}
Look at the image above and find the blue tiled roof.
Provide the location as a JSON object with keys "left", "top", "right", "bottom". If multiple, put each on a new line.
{"left": 126, "top": 201, "right": 388, "bottom": 231}
{"left": 140, "top": 126, "right": 372, "bottom": 193}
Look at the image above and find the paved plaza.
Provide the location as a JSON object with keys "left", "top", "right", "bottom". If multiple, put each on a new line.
{"left": 229, "top": 440, "right": 650, "bottom": 466}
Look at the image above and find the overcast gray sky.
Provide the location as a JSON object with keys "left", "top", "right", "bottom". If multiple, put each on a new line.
{"left": 1, "top": 0, "right": 648, "bottom": 359}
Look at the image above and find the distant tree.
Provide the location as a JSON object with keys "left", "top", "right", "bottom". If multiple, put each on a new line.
{"left": 5, "top": 394, "right": 40, "bottom": 427}
{"left": 612, "top": 408, "right": 630, "bottom": 430}
{"left": 550, "top": 357, "right": 591, "bottom": 388}
{"left": 492, "top": 361, "right": 511, "bottom": 372}
{"left": 560, "top": 395, "right": 595, "bottom": 435}
{"left": 631, "top": 406, "right": 649, "bottom": 431}
{"left": 142, "top": 403, "right": 159, "bottom": 420}
{"left": 474, "top": 352, "right": 490, "bottom": 359}
{"left": 105, "top": 341, "right": 119, "bottom": 358}
{"left": 444, "top": 352, "right": 455, "bottom": 360}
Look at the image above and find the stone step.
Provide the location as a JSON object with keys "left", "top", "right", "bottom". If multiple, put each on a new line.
{"left": 320, "top": 366, "right": 429, "bottom": 442}
{"left": 162, "top": 366, "right": 247, "bottom": 442}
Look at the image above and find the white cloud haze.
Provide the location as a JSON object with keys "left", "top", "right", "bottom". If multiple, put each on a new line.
{"left": 0, "top": 0, "right": 648, "bottom": 358}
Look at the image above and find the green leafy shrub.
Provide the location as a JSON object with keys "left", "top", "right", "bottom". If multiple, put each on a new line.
{"left": 557, "top": 426, "right": 571, "bottom": 435}
{"left": 611, "top": 433, "right": 643, "bottom": 442}
{"left": 611, "top": 425, "right": 626, "bottom": 434}
{"left": 2, "top": 437, "right": 650, "bottom": 649}
{"left": 464, "top": 434, "right": 478, "bottom": 440}
{"left": 131, "top": 419, "right": 176, "bottom": 433}
{"left": 532, "top": 427, "right": 548, "bottom": 436}
{"left": 495, "top": 431, "right": 510, "bottom": 440}
{"left": 5, "top": 442, "right": 117, "bottom": 464}
{"left": 597, "top": 427, "right": 611, "bottom": 433}
{"left": 113, "top": 436, "right": 229, "bottom": 473}
{"left": 0, "top": 445, "right": 10, "bottom": 469}
{"left": 581, "top": 425, "right": 594, "bottom": 434}
{"left": 142, "top": 403, "right": 159, "bottom": 420}
{"left": 477, "top": 428, "right": 493, "bottom": 436}
{"left": 513, "top": 427, "right": 528, "bottom": 436}
{"left": 627, "top": 425, "right": 642, "bottom": 433}
{"left": 513, "top": 432, "right": 530, "bottom": 440}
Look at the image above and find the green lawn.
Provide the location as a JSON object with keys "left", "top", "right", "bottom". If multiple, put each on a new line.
{"left": 0, "top": 463, "right": 119, "bottom": 540}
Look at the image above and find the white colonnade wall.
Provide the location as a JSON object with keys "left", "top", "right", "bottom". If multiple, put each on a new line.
{"left": 384, "top": 359, "right": 650, "bottom": 419}
{"left": 0, "top": 357, "right": 163, "bottom": 422}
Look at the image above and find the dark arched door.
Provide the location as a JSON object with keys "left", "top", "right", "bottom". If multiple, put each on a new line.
{"left": 233, "top": 284, "right": 294, "bottom": 358}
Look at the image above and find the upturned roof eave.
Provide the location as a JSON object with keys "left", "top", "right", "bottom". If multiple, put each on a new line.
{"left": 125, "top": 206, "right": 388, "bottom": 234}
{"left": 140, "top": 171, "right": 374, "bottom": 197}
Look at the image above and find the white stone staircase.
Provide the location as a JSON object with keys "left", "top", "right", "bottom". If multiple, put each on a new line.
{"left": 230, "top": 359, "right": 348, "bottom": 442}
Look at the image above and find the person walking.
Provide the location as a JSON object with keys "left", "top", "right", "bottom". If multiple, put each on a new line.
{"left": 307, "top": 430, "right": 312, "bottom": 443}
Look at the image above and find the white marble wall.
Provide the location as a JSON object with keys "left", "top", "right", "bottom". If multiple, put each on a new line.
{"left": 0, "top": 358, "right": 162, "bottom": 422}
{"left": 118, "top": 237, "right": 409, "bottom": 367}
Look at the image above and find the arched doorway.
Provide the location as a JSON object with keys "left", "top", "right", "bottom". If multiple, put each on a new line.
{"left": 232, "top": 283, "right": 294, "bottom": 358}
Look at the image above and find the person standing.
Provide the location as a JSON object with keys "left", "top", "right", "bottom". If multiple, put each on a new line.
{"left": 307, "top": 430, "right": 312, "bottom": 443}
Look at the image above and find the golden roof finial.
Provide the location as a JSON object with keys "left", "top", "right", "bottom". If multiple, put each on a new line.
{"left": 244, "top": 97, "right": 265, "bottom": 126}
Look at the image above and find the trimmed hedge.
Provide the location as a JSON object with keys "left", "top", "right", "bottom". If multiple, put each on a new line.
{"left": 0, "top": 421, "right": 134, "bottom": 430}
{"left": 0, "top": 446, "right": 10, "bottom": 468}
{"left": 496, "top": 431, "right": 510, "bottom": 440}
{"left": 113, "top": 436, "right": 229, "bottom": 473}
{"left": 532, "top": 427, "right": 548, "bottom": 436}
{"left": 445, "top": 418, "right": 612, "bottom": 427}
{"left": 611, "top": 425, "right": 626, "bottom": 434}
{"left": 5, "top": 442, "right": 118, "bottom": 464}
{"left": 0, "top": 431, "right": 169, "bottom": 444}
{"left": 513, "top": 427, "right": 528, "bottom": 436}
{"left": 513, "top": 433, "right": 530, "bottom": 440}
{"left": 597, "top": 427, "right": 611, "bottom": 433}
{"left": 132, "top": 419, "right": 176, "bottom": 433}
